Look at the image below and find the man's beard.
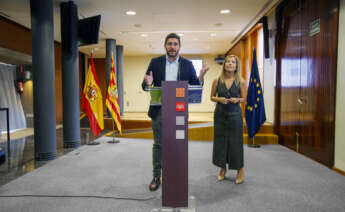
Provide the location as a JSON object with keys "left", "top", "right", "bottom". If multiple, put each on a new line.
{"left": 167, "top": 50, "right": 178, "bottom": 58}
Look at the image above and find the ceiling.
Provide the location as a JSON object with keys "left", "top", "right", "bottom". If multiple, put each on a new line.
{"left": 0, "top": 0, "right": 279, "bottom": 57}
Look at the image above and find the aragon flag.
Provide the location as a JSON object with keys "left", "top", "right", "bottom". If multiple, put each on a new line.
{"left": 245, "top": 48, "right": 266, "bottom": 138}
{"left": 106, "top": 53, "right": 122, "bottom": 134}
{"left": 81, "top": 52, "right": 104, "bottom": 136}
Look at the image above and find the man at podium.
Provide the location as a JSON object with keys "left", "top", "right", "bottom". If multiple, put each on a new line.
{"left": 141, "top": 33, "right": 209, "bottom": 191}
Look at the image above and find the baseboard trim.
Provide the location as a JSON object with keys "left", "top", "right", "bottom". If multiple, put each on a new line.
{"left": 333, "top": 167, "right": 345, "bottom": 176}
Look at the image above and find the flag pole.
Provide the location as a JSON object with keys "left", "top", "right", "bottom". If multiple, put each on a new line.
{"left": 248, "top": 136, "right": 260, "bottom": 148}
{"left": 107, "top": 119, "right": 120, "bottom": 144}
{"left": 245, "top": 48, "right": 264, "bottom": 149}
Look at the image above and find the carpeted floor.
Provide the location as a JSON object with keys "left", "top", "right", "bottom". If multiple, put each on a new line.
{"left": 0, "top": 137, "right": 344, "bottom": 212}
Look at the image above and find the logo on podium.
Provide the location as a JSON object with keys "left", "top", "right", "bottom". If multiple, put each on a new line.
{"left": 176, "top": 102, "right": 185, "bottom": 111}
{"left": 176, "top": 88, "right": 185, "bottom": 97}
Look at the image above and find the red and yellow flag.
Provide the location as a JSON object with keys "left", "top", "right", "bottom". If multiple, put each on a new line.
{"left": 81, "top": 53, "right": 104, "bottom": 136}
{"left": 106, "top": 53, "right": 122, "bottom": 134}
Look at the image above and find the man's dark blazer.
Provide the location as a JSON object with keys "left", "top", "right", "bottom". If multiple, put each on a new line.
{"left": 141, "top": 55, "right": 201, "bottom": 119}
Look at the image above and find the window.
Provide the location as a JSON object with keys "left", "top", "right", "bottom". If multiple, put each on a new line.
{"left": 190, "top": 59, "right": 203, "bottom": 76}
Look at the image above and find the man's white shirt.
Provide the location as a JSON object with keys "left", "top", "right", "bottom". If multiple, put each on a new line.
{"left": 165, "top": 55, "right": 179, "bottom": 81}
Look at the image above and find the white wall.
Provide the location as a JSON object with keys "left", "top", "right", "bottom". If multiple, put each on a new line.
{"left": 335, "top": 0, "right": 345, "bottom": 172}
{"left": 123, "top": 54, "right": 222, "bottom": 112}
{"left": 262, "top": 11, "right": 276, "bottom": 124}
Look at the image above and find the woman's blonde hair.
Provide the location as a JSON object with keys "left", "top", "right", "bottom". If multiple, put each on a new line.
{"left": 220, "top": 54, "right": 242, "bottom": 86}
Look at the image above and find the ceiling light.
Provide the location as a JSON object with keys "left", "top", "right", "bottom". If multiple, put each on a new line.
{"left": 141, "top": 34, "right": 148, "bottom": 37}
{"left": 220, "top": 9, "right": 231, "bottom": 14}
{"left": 126, "top": 11, "right": 136, "bottom": 16}
{"left": 210, "top": 33, "right": 217, "bottom": 37}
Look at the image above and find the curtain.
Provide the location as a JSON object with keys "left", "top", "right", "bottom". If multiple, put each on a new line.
{"left": 0, "top": 63, "right": 26, "bottom": 133}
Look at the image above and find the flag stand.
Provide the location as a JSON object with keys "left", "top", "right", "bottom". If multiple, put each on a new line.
{"left": 107, "top": 119, "right": 120, "bottom": 144}
{"left": 88, "top": 141, "right": 100, "bottom": 145}
{"left": 247, "top": 136, "right": 260, "bottom": 148}
{"left": 88, "top": 126, "right": 101, "bottom": 145}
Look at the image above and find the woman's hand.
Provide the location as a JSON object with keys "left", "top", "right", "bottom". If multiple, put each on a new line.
{"left": 229, "top": 98, "right": 239, "bottom": 104}
{"left": 218, "top": 97, "right": 229, "bottom": 104}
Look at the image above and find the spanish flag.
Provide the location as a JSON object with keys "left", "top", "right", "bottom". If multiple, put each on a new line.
{"left": 81, "top": 53, "right": 104, "bottom": 136}
{"left": 106, "top": 53, "right": 122, "bottom": 134}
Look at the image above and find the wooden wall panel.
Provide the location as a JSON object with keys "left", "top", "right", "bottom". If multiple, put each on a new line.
{"left": 299, "top": 0, "right": 338, "bottom": 166}
{"left": 228, "top": 26, "right": 262, "bottom": 117}
{"left": 277, "top": 0, "right": 301, "bottom": 150}
{"left": 0, "top": 16, "right": 84, "bottom": 125}
{"left": 54, "top": 43, "right": 63, "bottom": 124}
{"left": 275, "top": 0, "right": 338, "bottom": 167}
{"left": 228, "top": 42, "right": 242, "bottom": 57}
{"left": 0, "top": 17, "right": 32, "bottom": 55}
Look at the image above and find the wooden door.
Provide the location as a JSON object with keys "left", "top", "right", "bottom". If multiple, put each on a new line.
{"left": 276, "top": 0, "right": 338, "bottom": 167}
{"left": 276, "top": 0, "right": 302, "bottom": 151}
{"left": 298, "top": 0, "right": 338, "bottom": 167}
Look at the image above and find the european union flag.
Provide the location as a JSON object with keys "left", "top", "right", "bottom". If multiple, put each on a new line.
{"left": 245, "top": 49, "right": 266, "bottom": 138}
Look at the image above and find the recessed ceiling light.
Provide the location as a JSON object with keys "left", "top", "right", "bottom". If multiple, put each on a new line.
{"left": 126, "top": 11, "right": 136, "bottom": 16}
{"left": 141, "top": 34, "right": 148, "bottom": 37}
{"left": 210, "top": 33, "right": 217, "bottom": 37}
{"left": 220, "top": 9, "right": 231, "bottom": 14}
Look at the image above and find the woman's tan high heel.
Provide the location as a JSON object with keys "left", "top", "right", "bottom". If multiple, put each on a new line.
{"left": 235, "top": 169, "right": 244, "bottom": 184}
{"left": 218, "top": 168, "right": 226, "bottom": 181}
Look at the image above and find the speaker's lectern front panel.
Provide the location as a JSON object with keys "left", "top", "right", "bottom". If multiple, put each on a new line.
{"left": 162, "top": 81, "right": 188, "bottom": 207}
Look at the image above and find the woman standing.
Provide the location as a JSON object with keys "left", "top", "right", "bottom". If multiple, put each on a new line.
{"left": 210, "top": 54, "right": 245, "bottom": 184}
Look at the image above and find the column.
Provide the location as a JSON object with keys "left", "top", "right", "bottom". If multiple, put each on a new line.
{"left": 116, "top": 45, "right": 124, "bottom": 115}
{"left": 30, "top": 0, "right": 56, "bottom": 160}
{"left": 60, "top": 1, "right": 80, "bottom": 148}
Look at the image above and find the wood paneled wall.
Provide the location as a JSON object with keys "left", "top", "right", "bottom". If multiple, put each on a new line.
{"left": 275, "top": 0, "right": 339, "bottom": 167}
{"left": 227, "top": 25, "right": 262, "bottom": 115}
{"left": 0, "top": 17, "right": 32, "bottom": 55}
{"left": 54, "top": 43, "right": 63, "bottom": 124}
{"left": 0, "top": 16, "right": 83, "bottom": 125}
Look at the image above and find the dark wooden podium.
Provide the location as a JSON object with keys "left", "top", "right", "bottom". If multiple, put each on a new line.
{"left": 162, "top": 81, "right": 189, "bottom": 207}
